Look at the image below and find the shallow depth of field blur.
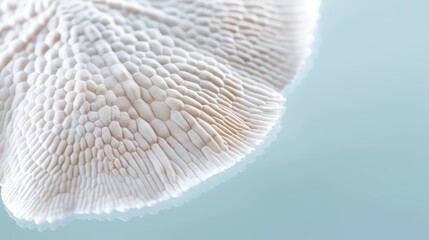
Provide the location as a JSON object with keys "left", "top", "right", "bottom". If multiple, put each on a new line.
{"left": 2, "top": 0, "right": 429, "bottom": 239}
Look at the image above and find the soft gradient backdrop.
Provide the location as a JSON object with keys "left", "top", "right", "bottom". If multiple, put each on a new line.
{"left": 1, "top": 0, "right": 428, "bottom": 239}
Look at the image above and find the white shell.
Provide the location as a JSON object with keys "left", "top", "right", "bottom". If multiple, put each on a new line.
{"left": 0, "top": 0, "right": 319, "bottom": 224}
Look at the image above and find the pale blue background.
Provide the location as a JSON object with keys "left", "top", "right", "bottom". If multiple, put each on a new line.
{"left": 1, "top": 0, "right": 429, "bottom": 239}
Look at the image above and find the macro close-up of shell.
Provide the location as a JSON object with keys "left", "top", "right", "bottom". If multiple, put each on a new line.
{"left": 0, "top": 0, "right": 319, "bottom": 225}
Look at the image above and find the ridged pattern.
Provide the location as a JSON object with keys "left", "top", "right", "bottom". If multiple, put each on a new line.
{"left": 0, "top": 0, "right": 319, "bottom": 224}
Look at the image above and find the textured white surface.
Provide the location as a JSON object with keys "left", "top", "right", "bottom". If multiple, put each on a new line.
{"left": 0, "top": 0, "right": 319, "bottom": 224}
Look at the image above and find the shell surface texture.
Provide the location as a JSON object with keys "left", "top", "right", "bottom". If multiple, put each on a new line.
{"left": 0, "top": 0, "right": 319, "bottom": 225}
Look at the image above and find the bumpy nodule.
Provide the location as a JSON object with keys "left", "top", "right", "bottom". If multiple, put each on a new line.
{"left": 0, "top": 0, "right": 319, "bottom": 224}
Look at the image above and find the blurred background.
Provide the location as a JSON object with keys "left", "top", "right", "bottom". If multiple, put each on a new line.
{"left": 2, "top": 0, "right": 429, "bottom": 239}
